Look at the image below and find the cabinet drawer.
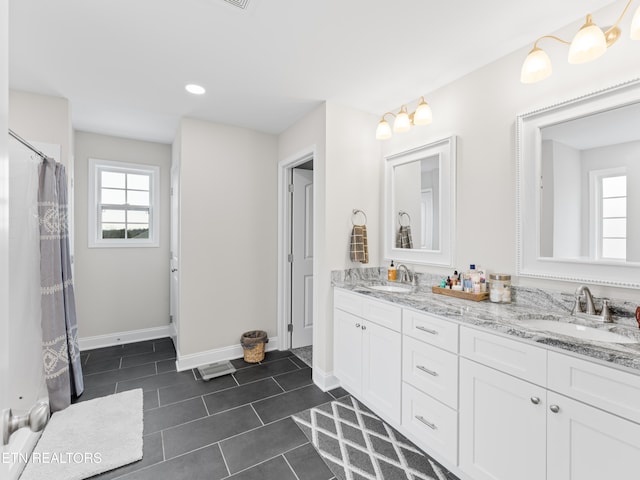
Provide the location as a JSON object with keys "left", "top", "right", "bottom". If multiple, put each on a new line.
{"left": 402, "top": 383, "right": 457, "bottom": 465}
{"left": 403, "top": 309, "right": 459, "bottom": 353}
{"left": 460, "top": 326, "right": 547, "bottom": 386}
{"left": 548, "top": 351, "right": 640, "bottom": 424}
{"left": 403, "top": 336, "right": 458, "bottom": 409}
{"left": 334, "top": 288, "right": 363, "bottom": 316}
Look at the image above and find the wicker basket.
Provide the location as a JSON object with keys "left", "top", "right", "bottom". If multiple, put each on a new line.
{"left": 240, "top": 330, "right": 268, "bottom": 363}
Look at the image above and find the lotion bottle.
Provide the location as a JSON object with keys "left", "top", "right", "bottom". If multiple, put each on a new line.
{"left": 388, "top": 260, "right": 397, "bottom": 281}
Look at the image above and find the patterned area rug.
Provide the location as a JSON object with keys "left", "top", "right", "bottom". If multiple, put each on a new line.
{"left": 292, "top": 396, "right": 459, "bottom": 480}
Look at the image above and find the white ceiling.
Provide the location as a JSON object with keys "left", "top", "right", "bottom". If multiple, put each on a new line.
{"left": 9, "top": 0, "right": 619, "bottom": 144}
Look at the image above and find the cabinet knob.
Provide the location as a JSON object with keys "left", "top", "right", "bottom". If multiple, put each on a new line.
{"left": 355, "top": 323, "right": 361, "bottom": 328}
{"left": 530, "top": 397, "right": 540, "bottom": 405}
{"left": 361, "top": 325, "right": 367, "bottom": 330}
{"left": 549, "top": 404, "right": 560, "bottom": 413}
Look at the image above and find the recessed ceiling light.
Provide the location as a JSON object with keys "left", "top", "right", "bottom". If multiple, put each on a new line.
{"left": 185, "top": 84, "right": 206, "bottom": 95}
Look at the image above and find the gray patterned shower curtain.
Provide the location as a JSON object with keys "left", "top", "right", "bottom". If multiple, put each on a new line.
{"left": 38, "top": 157, "right": 83, "bottom": 412}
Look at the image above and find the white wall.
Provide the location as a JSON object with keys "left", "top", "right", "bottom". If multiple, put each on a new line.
{"left": 9, "top": 91, "right": 72, "bottom": 168}
{"left": 379, "top": 1, "right": 640, "bottom": 301}
{"left": 176, "top": 118, "right": 278, "bottom": 356}
{"left": 552, "top": 141, "right": 582, "bottom": 258}
{"left": 74, "top": 131, "right": 171, "bottom": 339}
{"left": 278, "top": 102, "right": 380, "bottom": 385}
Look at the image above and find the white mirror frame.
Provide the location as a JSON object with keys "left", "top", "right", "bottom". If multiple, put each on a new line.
{"left": 384, "top": 135, "right": 456, "bottom": 266}
{"left": 516, "top": 78, "right": 640, "bottom": 289}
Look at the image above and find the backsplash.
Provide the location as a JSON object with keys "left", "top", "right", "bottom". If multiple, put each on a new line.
{"left": 332, "top": 267, "right": 639, "bottom": 328}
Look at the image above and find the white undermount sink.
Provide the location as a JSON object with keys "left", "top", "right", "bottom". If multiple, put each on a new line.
{"left": 367, "top": 284, "right": 413, "bottom": 293}
{"left": 518, "top": 319, "right": 636, "bottom": 344}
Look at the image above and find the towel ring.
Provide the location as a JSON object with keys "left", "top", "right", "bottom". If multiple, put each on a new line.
{"left": 398, "top": 211, "right": 411, "bottom": 227}
{"left": 352, "top": 209, "right": 367, "bottom": 226}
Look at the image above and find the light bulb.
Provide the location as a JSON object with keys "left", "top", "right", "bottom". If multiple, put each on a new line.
{"left": 413, "top": 98, "right": 433, "bottom": 125}
{"left": 376, "top": 119, "right": 392, "bottom": 140}
{"left": 568, "top": 14, "right": 607, "bottom": 64}
{"left": 520, "top": 47, "right": 552, "bottom": 83}
{"left": 185, "top": 84, "right": 206, "bottom": 95}
{"left": 393, "top": 107, "right": 411, "bottom": 132}
{"left": 631, "top": 6, "right": 640, "bottom": 40}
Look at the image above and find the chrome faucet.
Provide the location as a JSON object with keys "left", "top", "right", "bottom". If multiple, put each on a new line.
{"left": 396, "top": 264, "right": 413, "bottom": 284}
{"left": 572, "top": 285, "right": 612, "bottom": 322}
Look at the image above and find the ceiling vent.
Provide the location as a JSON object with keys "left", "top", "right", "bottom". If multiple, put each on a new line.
{"left": 221, "top": 0, "right": 251, "bottom": 10}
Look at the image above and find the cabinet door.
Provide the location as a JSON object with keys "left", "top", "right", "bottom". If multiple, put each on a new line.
{"left": 333, "top": 308, "right": 363, "bottom": 395}
{"left": 547, "top": 391, "right": 640, "bottom": 480}
{"left": 459, "top": 359, "right": 546, "bottom": 480}
{"left": 362, "top": 320, "right": 402, "bottom": 424}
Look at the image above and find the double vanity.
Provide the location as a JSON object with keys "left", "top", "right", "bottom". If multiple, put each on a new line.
{"left": 332, "top": 278, "right": 640, "bottom": 480}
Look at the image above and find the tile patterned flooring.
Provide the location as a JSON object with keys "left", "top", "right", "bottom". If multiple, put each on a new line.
{"left": 77, "top": 338, "right": 347, "bottom": 480}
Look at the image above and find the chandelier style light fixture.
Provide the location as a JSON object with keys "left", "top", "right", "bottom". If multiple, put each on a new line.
{"left": 521, "top": 0, "right": 640, "bottom": 84}
{"left": 375, "top": 96, "right": 433, "bottom": 140}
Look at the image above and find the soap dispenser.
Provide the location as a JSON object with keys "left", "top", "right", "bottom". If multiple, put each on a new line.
{"left": 388, "top": 260, "right": 397, "bottom": 281}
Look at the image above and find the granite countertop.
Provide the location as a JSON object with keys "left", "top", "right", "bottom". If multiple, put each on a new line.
{"left": 332, "top": 274, "right": 640, "bottom": 373}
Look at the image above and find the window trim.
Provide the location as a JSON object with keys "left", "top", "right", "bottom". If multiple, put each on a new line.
{"left": 88, "top": 158, "right": 160, "bottom": 248}
{"left": 589, "top": 166, "right": 626, "bottom": 261}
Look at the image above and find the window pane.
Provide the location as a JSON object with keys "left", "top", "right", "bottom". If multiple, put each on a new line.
{"left": 602, "top": 197, "right": 626, "bottom": 218}
{"left": 127, "top": 173, "right": 150, "bottom": 191}
{"left": 102, "top": 223, "right": 126, "bottom": 239}
{"left": 128, "top": 190, "right": 150, "bottom": 206}
{"left": 127, "top": 210, "right": 149, "bottom": 223}
{"left": 602, "top": 238, "right": 626, "bottom": 259}
{"left": 102, "top": 209, "right": 126, "bottom": 223}
{"left": 127, "top": 225, "right": 149, "bottom": 239}
{"left": 101, "top": 171, "right": 125, "bottom": 189}
{"left": 602, "top": 176, "right": 626, "bottom": 198}
{"left": 101, "top": 188, "right": 126, "bottom": 205}
{"left": 602, "top": 218, "right": 626, "bottom": 238}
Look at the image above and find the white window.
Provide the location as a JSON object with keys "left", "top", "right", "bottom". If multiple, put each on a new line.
{"left": 590, "top": 168, "right": 626, "bottom": 261}
{"left": 88, "top": 159, "right": 160, "bottom": 248}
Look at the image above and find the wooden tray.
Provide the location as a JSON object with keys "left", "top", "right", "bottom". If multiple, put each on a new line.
{"left": 432, "top": 286, "right": 489, "bottom": 302}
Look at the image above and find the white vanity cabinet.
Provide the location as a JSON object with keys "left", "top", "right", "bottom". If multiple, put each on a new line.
{"left": 459, "top": 329, "right": 547, "bottom": 480}
{"left": 402, "top": 309, "right": 459, "bottom": 465}
{"left": 459, "top": 326, "right": 640, "bottom": 480}
{"left": 333, "top": 289, "right": 402, "bottom": 424}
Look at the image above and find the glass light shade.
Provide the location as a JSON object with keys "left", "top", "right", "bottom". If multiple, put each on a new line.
{"left": 413, "top": 99, "right": 433, "bottom": 126}
{"left": 631, "top": 6, "right": 640, "bottom": 40}
{"left": 393, "top": 109, "right": 411, "bottom": 132}
{"left": 520, "top": 47, "right": 552, "bottom": 83}
{"left": 568, "top": 16, "right": 607, "bottom": 64}
{"left": 375, "top": 119, "right": 392, "bottom": 140}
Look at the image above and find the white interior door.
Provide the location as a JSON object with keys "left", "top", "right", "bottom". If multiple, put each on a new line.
{"left": 169, "top": 154, "right": 180, "bottom": 345}
{"left": 291, "top": 168, "right": 313, "bottom": 348}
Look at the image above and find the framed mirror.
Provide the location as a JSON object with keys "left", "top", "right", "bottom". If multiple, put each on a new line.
{"left": 517, "top": 78, "right": 640, "bottom": 289}
{"left": 384, "top": 135, "right": 456, "bottom": 266}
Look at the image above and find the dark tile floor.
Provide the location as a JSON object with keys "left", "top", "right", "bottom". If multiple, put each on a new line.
{"left": 75, "top": 338, "right": 347, "bottom": 480}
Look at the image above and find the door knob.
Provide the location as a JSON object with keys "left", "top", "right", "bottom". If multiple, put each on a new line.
{"left": 2, "top": 402, "right": 49, "bottom": 446}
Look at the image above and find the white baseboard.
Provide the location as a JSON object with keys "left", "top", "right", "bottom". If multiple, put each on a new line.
{"left": 312, "top": 366, "right": 340, "bottom": 392}
{"left": 175, "top": 336, "right": 280, "bottom": 372}
{"left": 79, "top": 325, "right": 173, "bottom": 351}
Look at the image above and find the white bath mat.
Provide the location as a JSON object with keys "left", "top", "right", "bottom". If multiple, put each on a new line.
{"left": 21, "top": 389, "right": 143, "bottom": 480}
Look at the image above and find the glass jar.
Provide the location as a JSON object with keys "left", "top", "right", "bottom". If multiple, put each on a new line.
{"left": 489, "top": 274, "right": 512, "bottom": 303}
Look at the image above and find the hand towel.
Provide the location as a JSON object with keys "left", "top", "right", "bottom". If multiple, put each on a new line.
{"left": 396, "top": 225, "right": 413, "bottom": 249}
{"left": 350, "top": 225, "right": 369, "bottom": 263}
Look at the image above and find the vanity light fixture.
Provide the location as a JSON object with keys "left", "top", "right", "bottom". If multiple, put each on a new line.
{"left": 185, "top": 84, "right": 206, "bottom": 95}
{"left": 521, "top": 0, "right": 640, "bottom": 84}
{"left": 375, "top": 97, "right": 433, "bottom": 140}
